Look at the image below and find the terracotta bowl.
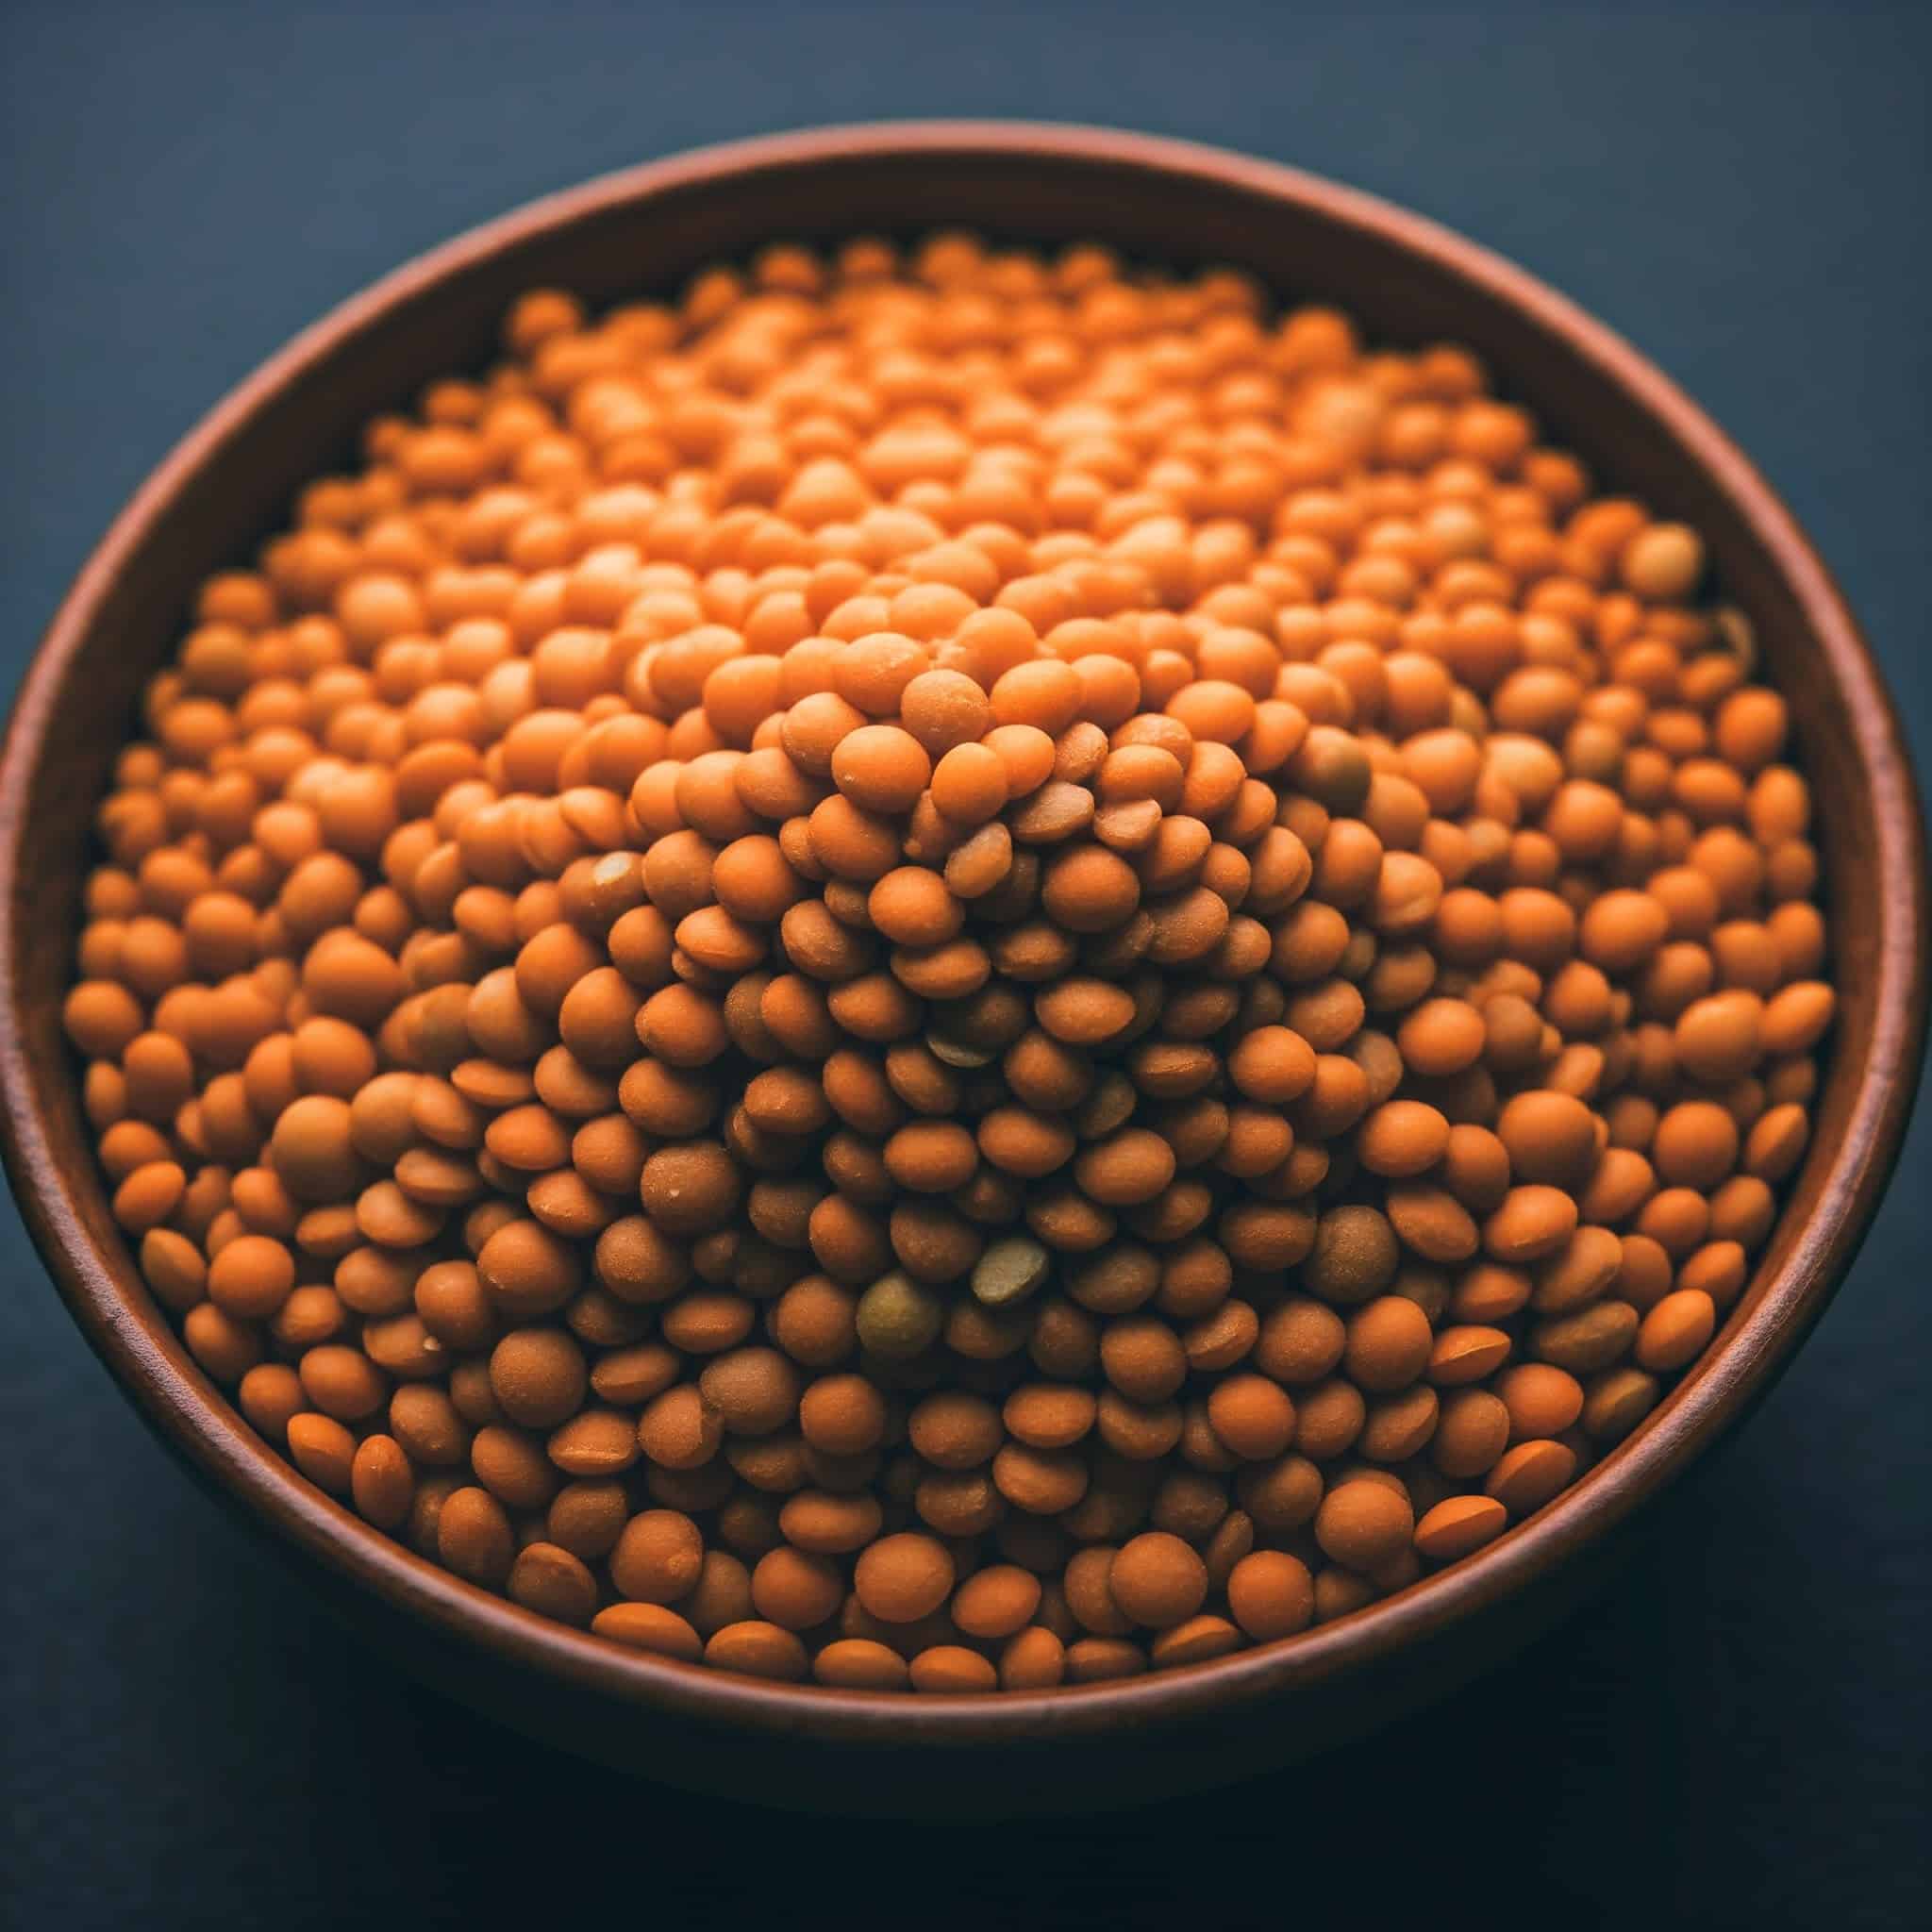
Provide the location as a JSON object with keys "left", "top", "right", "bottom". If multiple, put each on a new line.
{"left": 2, "top": 124, "right": 1923, "bottom": 1815}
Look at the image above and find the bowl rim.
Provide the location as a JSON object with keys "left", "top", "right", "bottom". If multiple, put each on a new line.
{"left": 3, "top": 119, "right": 1924, "bottom": 1746}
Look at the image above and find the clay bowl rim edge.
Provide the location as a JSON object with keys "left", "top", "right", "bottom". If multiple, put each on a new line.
{"left": 1, "top": 120, "right": 1924, "bottom": 1750}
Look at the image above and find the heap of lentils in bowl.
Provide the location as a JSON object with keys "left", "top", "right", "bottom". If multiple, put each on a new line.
{"left": 63, "top": 235, "right": 1834, "bottom": 1693}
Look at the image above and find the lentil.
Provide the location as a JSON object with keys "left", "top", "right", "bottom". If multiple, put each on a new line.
{"left": 70, "top": 240, "right": 1830, "bottom": 1693}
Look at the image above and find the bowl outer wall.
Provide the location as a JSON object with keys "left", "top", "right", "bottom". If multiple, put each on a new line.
{"left": 0, "top": 124, "right": 1924, "bottom": 1804}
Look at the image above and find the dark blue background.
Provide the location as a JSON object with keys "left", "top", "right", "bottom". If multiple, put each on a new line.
{"left": 4, "top": 3, "right": 1926, "bottom": 1925}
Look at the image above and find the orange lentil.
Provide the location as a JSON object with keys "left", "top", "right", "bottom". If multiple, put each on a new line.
{"left": 855, "top": 1532, "right": 956, "bottom": 1624}
{"left": 1314, "top": 1478, "right": 1414, "bottom": 1570}
{"left": 66, "top": 241, "right": 1830, "bottom": 1695}
{"left": 592, "top": 1601, "right": 704, "bottom": 1661}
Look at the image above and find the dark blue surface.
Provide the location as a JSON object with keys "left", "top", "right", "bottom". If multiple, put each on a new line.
{"left": 3, "top": 3, "right": 1926, "bottom": 1925}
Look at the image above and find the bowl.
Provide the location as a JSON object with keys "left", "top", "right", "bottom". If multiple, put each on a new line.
{"left": 2, "top": 123, "right": 1924, "bottom": 1814}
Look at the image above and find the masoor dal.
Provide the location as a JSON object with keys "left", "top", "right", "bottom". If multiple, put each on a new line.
{"left": 64, "top": 236, "right": 1832, "bottom": 1690}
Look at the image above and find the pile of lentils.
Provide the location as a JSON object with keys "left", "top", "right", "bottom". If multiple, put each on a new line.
{"left": 63, "top": 236, "right": 1834, "bottom": 1693}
